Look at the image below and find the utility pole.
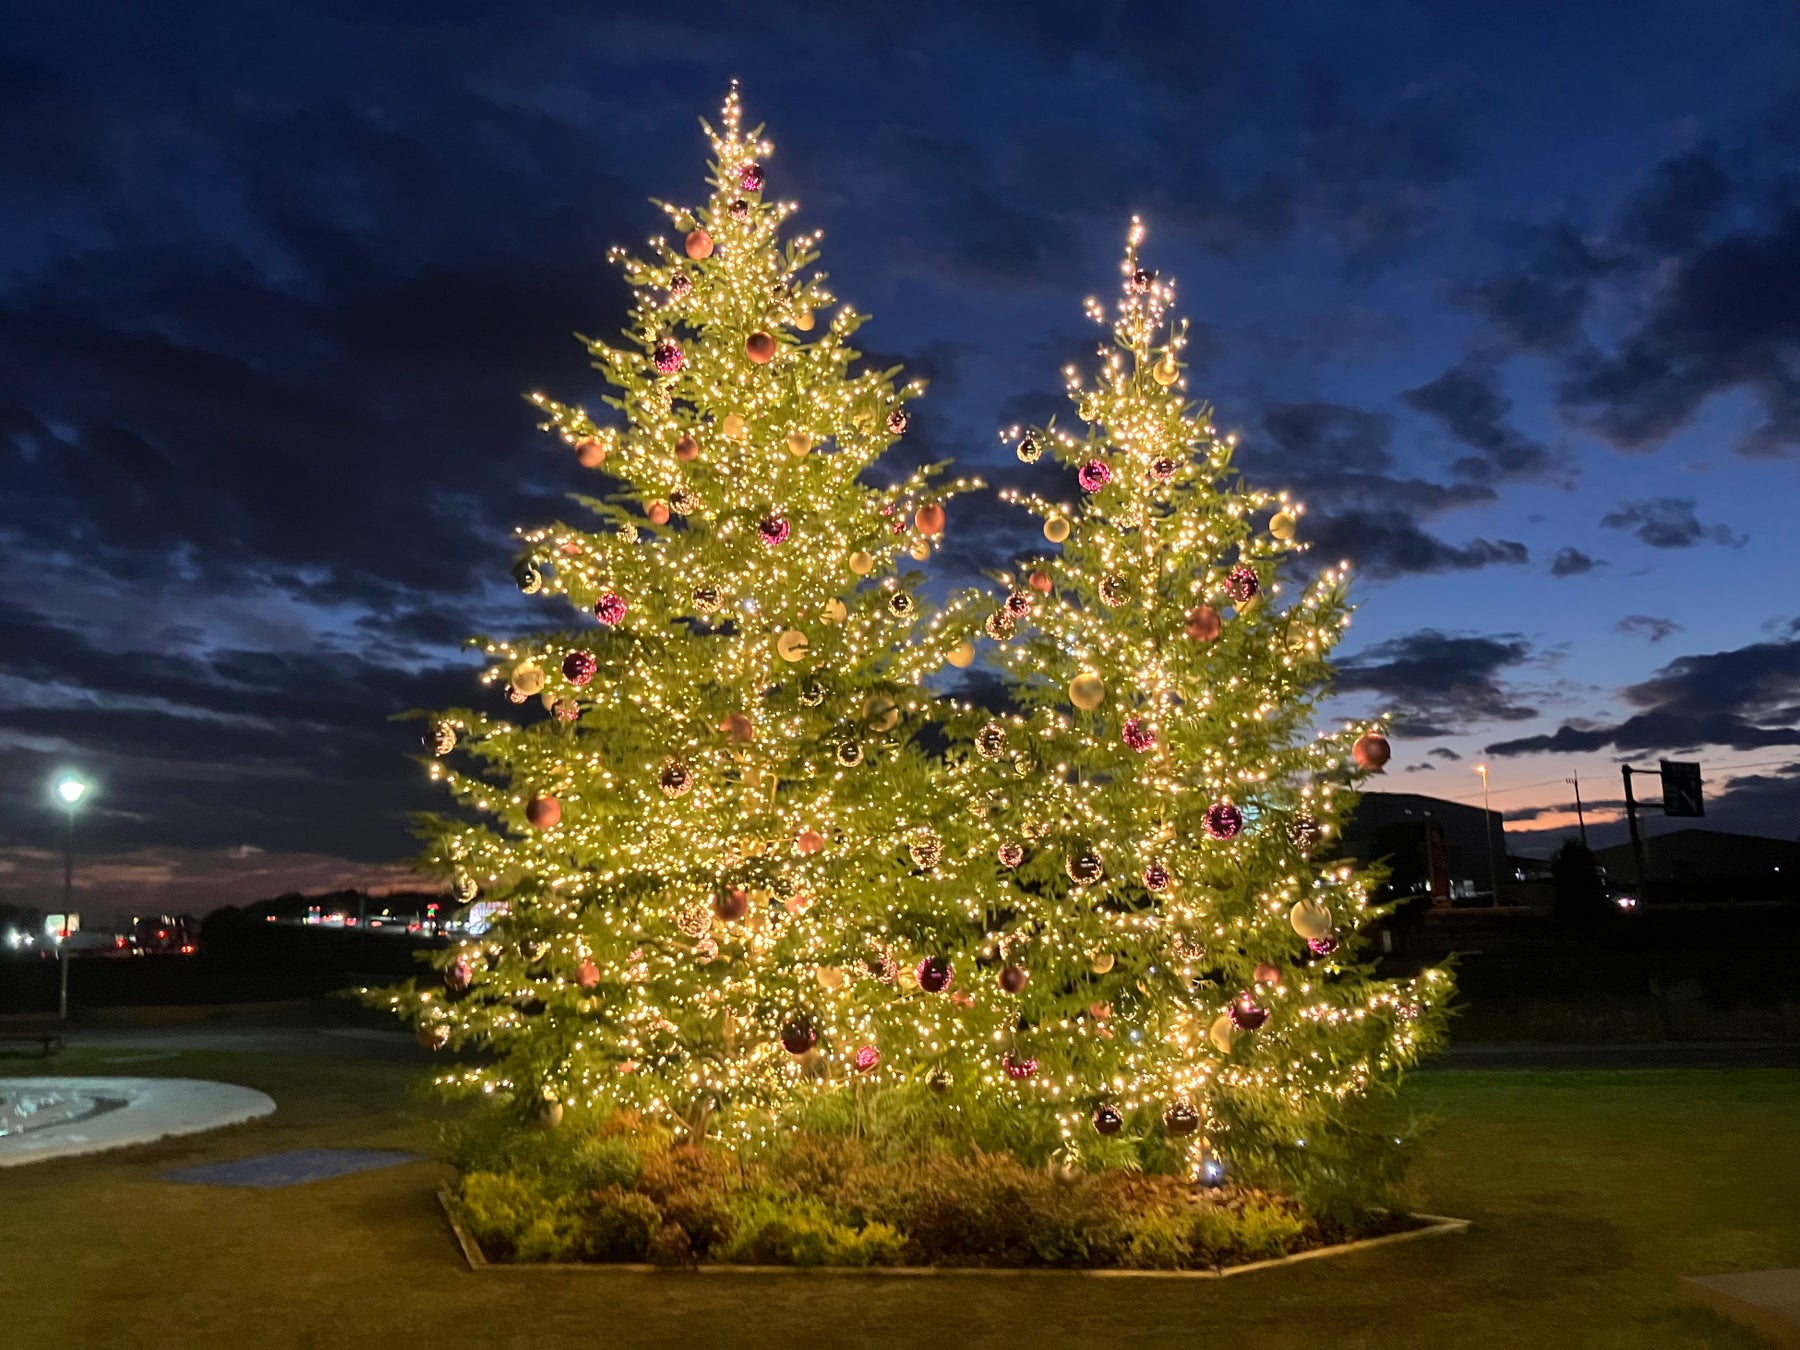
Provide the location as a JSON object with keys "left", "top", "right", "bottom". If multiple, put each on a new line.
{"left": 1475, "top": 763, "right": 1501, "bottom": 906}
{"left": 1620, "top": 765, "right": 1650, "bottom": 898}
{"left": 1567, "top": 770, "right": 1589, "bottom": 846}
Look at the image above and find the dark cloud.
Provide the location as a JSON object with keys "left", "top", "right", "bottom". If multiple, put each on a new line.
{"left": 1549, "top": 546, "right": 1602, "bottom": 577}
{"left": 1600, "top": 497, "right": 1746, "bottom": 549}
{"left": 1305, "top": 511, "right": 1527, "bottom": 580}
{"left": 1337, "top": 628, "right": 1538, "bottom": 736}
{"left": 1401, "top": 359, "right": 1556, "bottom": 484}
{"left": 1428, "top": 747, "right": 1463, "bottom": 761}
{"left": 1617, "top": 614, "right": 1681, "bottom": 643}
{"left": 1487, "top": 634, "right": 1800, "bottom": 757}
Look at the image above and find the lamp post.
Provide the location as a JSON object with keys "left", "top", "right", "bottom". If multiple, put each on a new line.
{"left": 1474, "top": 763, "right": 1500, "bottom": 907}
{"left": 52, "top": 773, "right": 89, "bottom": 1020}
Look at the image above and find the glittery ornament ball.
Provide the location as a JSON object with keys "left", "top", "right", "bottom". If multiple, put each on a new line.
{"left": 1077, "top": 459, "right": 1112, "bottom": 492}
{"left": 867, "top": 949, "right": 899, "bottom": 983}
{"left": 997, "top": 841, "right": 1025, "bottom": 868}
{"left": 758, "top": 515, "right": 791, "bottom": 546}
{"left": 1308, "top": 934, "right": 1339, "bottom": 957}
{"left": 562, "top": 650, "right": 596, "bottom": 685}
{"left": 984, "top": 609, "right": 1016, "bottom": 641}
{"left": 1225, "top": 565, "right": 1260, "bottom": 604}
{"left": 1004, "top": 590, "right": 1033, "bottom": 617}
{"left": 1142, "top": 861, "right": 1172, "bottom": 892}
{"left": 594, "top": 592, "right": 627, "bottom": 625}
{"left": 652, "top": 339, "right": 684, "bottom": 374}
{"left": 887, "top": 408, "right": 909, "bottom": 434}
{"left": 426, "top": 721, "right": 457, "bottom": 757}
{"left": 1163, "top": 1102, "right": 1200, "bottom": 1136}
{"left": 1151, "top": 456, "right": 1178, "bottom": 482}
{"left": 837, "top": 740, "right": 864, "bottom": 766}
{"left": 917, "top": 956, "right": 953, "bottom": 993}
{"left": 513, "top": 559, "right": 544, "bottom": 593}
{"left": 1129, "top": 267, "right": 1154, "bottom": 294}
{"left": 659, "top": 758, "right": 694, "bottom": 798}
{"left": 908, "top": 827, "right": 943, "bottom": 870}
{"left": 1017, "top": 434, "right": 1041, "bottom": 463}
{"left": 798, "top": 680, "right": 826, "bottom": 706}
{"left": 1122, "top": 717, "right": 1156, "bottom": 752}
{"left": 1099, "top": 574, "right": 1130, "bottom": 607}
{"left": 1287, "top": 813, "right": 1322, "bottom": 853}
{"left": 1204, "top": 802, "right": 1244, "bottom": 840}
{"left": 927, "top": 1067, "right": 954, "bottom": 1095}
{"left": 553, "top": 700, "right": 579, "bottom": 722}
{"left": 1229, "top": 994, "right": 1269, "bottom": 1031}
{"left": 853, "top": 1044, "right": 880, "bottom": 1073}
{"left": 728, "top": 198, "right": 749, "bottom": 221}
{"left": 780, "top": 1016, "right": 818, "bottom": 1055}
{"left": 1004, "top": 1053, "right": 1038, "bottom": 1080}
{"left": 668, "top": 271, "right": 693, "bottom": 298}
{"left": 1067, "top": 851, "right": 1105, "bottom": 885}
{"left": 669, "top": 486, "right": 699, "bottom": 515}
{"left": 975, "top": 722, "right": 1009, "bottom": 760}
{"left": 445, "top": 959, "right": 473, "bottom": 992}
{"left": 1093, "top": 1104, "right": 1124, "bottom": 1136}
{"left": 691, "top": 585, "right": 724, "bottom": 616}
{"left": 506, "top": 687, "right": 527, "bottom": 704}
{"left": 888, "top": 591, "right": 917, "bottom": 618}
{"left": 739, "top": 161, "right": 765, "bottom": 191}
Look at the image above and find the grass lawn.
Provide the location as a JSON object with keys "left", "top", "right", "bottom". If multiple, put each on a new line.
{"left": 2, "top": 1046, "right": 1795, "bottom": 1349}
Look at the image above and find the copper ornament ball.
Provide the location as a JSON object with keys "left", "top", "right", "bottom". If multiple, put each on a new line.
{"left": 1185, "top": 604, "right": 1223, "bottom": 642}
{"left": 914, "top": 502, "right": 946, "bottom": 536}
{"left": 684, "top": 228, "right": 713, "bottom": 260}
{"left": 525, "top": 794, "right": 562, "bottom": 830}
{"left": 714, "top": 888, "right": 751, "bottom": 922}
{"left": 1353, "top": 732, "right": 1392, "bottom": 771}
{"left": 745, "top": 330, "right": 777, "bottom": 363}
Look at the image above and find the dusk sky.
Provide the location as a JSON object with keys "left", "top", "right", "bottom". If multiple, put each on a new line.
{"left": 5, "top": 0, "right": 1800, "bottom": 918}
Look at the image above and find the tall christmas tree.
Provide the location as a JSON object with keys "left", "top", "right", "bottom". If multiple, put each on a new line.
{"left": 391, "top": 87, "right": 977, "bottom": 1144}
{"left": 866, "top": 219, "right": 1451, "bottom": 1199}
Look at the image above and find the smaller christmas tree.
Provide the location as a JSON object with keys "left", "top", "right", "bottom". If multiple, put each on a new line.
{"left": 389, "top": 87, "right": 977, "bottom": 1144}
{"left": 871, "top": 218, "right": 1451, "bottom": 1200}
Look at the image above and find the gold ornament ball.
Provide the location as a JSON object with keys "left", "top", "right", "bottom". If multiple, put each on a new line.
{"left": 822, "top": 598, "right": 848, "bottom": 624}
{"left": 864, "top": 694, "right": 900, "bottom": 732}
{"left": 793, "top": 307, "right": 816, "bottom": 332}
{"left": 816, "top": 965, "right": 845, "bottom": 991}
{"left": 1043, "top": 515, "right": 1072, "bottom": 543}
{"left": 1069, "top": 671, "right": 1106, "bottom": 710}
{"left": 945, "top": 640, "right": 975, "bottom": 669}
{"left": 908, "top": 538, "right": 931, "bottom": 561}
{"left": 1152, "top": 357, "right": 1179, "bottom": 386}
{"left": 776, "top": 629, "right": 811, "bottom": 662}
{"left": 1290, "top": 899, "right": 1333, "bottom": 940}
{"left": 1270, "top": 511, "right": 1298, "bottom": 541}
{"left": 684, "top": 228, "right": 713, "bottom": 260}
{"left": 721, "top": 413, "right": 747, "bottom": 441}
{"left": 849, "top": 550, "right": 875, "bottom": 576}
{"left": 510, "top": 661, "right": 545, "bottom": 697}
{"left": 786, "top": 431, "right": 812, "bottom": 458}
{"left": 535, "top": 1100, "right": 564, "bottom": 1130}
{"left": 1090, "top": 951, "right": 1116, "bottom": 975}
{"left": 1208, "top": 1014, "right": 1237, "bottom": 1054}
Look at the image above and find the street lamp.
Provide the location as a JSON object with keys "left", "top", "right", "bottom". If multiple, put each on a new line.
{"left": 51, "top": 773, "right": 90, "bottom": 1020}
{"left": 1474, "top": 763, "right": 1500, "bottom": 906}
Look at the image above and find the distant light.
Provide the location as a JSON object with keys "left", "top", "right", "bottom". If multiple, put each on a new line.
{"left": 54, "top": 774, "right": 89, "bottom": 806}
{"left": 1615, "top": 895, "right": 1639, "bottom": 911}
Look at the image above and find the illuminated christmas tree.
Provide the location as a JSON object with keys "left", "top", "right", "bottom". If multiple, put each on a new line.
{"left": 859, "top": 219, "right": 1451, "bottom": 1200}
{"left": 392, "top": 87, "right": 977, "bottom": 1143}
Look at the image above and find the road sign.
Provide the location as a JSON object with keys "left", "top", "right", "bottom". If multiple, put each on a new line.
{"left": 1660, "top": 760, "right": 1704, "bottom": 817}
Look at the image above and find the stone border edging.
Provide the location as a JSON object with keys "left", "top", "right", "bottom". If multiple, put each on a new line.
{"left": 438, "top": 1187, "right": 1470, "bottom": 1279}
{"left": 0, "top": 1077, "right": 275, "bottom": 1166}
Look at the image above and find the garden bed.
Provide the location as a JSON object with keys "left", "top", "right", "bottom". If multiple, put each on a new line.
{"left": 438, "top": 1188, "right": 1468, "bottom": 1277}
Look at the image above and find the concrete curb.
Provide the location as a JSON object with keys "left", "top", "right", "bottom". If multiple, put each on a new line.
{"left": 0, "top": 1077, "right": 275, "bottom": 1166}
{"left": 438, "top": 1187, "right": 1470, "bottom": 1279}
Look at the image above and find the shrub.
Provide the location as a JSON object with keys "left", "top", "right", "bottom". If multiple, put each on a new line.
{"left": 637, "top": 1145, "right": 736, "bottom": 1255}
{"left": 584, "top": 1185, "right": 660, "bottom": 1261}
{"left": 457, "top": 1171, "right": 586, "bottom": 1263}
{"left": 1124, "top": 1211, "right": 1193, "bottom": 1270}
{"left": 715, "top": 1193, "right": 905, "bottom": 1268}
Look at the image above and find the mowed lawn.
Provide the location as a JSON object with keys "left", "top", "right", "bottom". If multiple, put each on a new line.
{"left": 2, "top": 1046, "right": 1795, "bottom": 1349}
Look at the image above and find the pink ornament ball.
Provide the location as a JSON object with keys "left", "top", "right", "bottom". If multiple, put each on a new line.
{"left": 997, "top": 841, "right": 1025, "bottom": 868}
{"left": 445, "top": 958, "right": 473, "bottom": 992}
{"left": 594, "top": 592, "right": 626, "bottom": 626}
{"left": 917, "top": 956, "right": 953, "bottom": 993}
{"left": 1122, "top": 717, "right": 1155, "bottom": 752}
{"left": 853, "top": 1044, "right": 880, "bottom": 1073}
{"left": 1228, "top": 993, "right": 1268, "bottom": 1031}
{"left": 1226, "top": 565, "right": 1260, "bottom": 604}
{"left": 1204, "top": 802, "right": 1244, "bottom": 840}
{"left": 1077, "top": 459, "right": 1112, "bottom": 492}
{"left": 652, "top": 339, "right": 684, "bottom": 374}
{"left": 1308, "top": 935, "right": 1339, "bottom": 957}
{"left": 1151, "top": 456, "right": 1177, "bottom": 482}
{"left": 739, "top": 162, "right": 765, "bottom": 191}
{"left": 1142, "top": 861, "right": 1172, "bottom": 892}
{"left": 758, "top": 515, "right": 791, "bottom": 547}
{"left": 887, "top": 408, "right": 909, "bottom": 434}
{"left": 1004, "top": 1053, "right": 1039, "bottom": 1080}
{"left": 562, "top": 651, "right": 596, "bottom": 685}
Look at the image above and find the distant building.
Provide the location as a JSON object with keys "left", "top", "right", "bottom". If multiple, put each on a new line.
{"left": 1341, "top": 791, "right": 1509, "bottom": 906}
{"left": 1591, "top": 828, "right": 1800, "bottom": 903}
